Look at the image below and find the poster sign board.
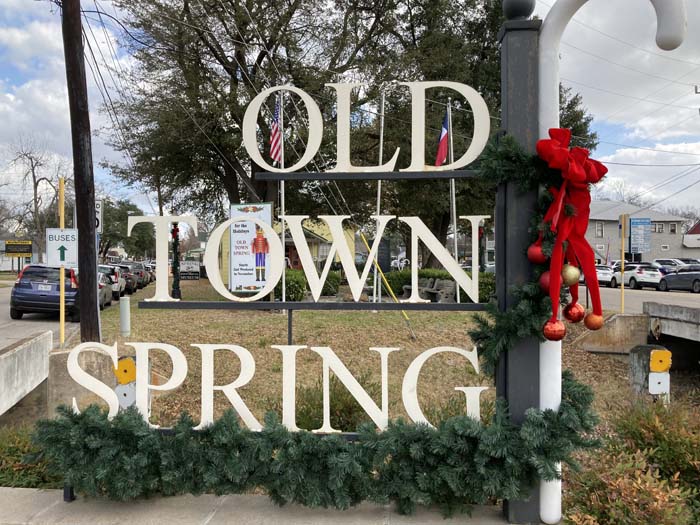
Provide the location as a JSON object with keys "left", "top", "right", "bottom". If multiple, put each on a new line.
{"left": 228, "top": 203, "right": 273, "bottom": 292}
{"left": 180, "top": 260, "right": 200, "bottom": 280}
{"left": 629, "top": 217, "right": 651, "bottom": 254}
{"left": 4, "top": 240, "right": 32, "bottom": 258}
{"left": 46, "top": 229, "right": 79, "bottom": 268}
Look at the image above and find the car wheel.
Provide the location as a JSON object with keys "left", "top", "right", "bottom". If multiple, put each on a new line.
{"left": 610, "top": 277, "right": 617, "bottom": 288}
{"left": 658, "top": 279, "right": 668, "bottom": 292}
{"left": 113, "top": 291, "right": 120, "bottom": 300}
{"left": 99, "top": 300, "right": 104, "bottom": 311}
{"left": 10, "top": 308, "right": 23, "bottom": 320}
{"left": 120, "top": 289, "right": 125, "bottom": 297}
{"left": 71, "top": 310, "right": 80, "bottom": 322}
{"left": 629, "top": 277, "right": 637, "bottom": 290}
{"left": 693, "top": 280, "right": 700, "bottom": 294}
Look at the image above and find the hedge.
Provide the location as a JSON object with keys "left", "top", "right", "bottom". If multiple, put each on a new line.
{"left": 383, "top": 269, "right": 496, "bottom": 303}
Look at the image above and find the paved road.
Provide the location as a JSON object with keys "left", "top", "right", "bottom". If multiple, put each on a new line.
{"left": 581, "top": 284, "right": 699, "bottom": 314}
{"left": 0, "top": 284, "right": 78, "bottom": 348}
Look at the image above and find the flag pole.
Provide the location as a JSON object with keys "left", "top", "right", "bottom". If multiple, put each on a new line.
{"left": 447, "top": 98, "right": 460, "bottom": 303}
{"left": 374, "top": 90, "right": 386, "bottom": 304}
{"left": 280, "top": 91, "right": 286, "bottom": 303}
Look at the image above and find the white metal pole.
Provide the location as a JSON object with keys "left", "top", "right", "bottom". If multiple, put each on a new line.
{"left": 447, "top": 98, "right": 460, "bottom": 303}
{"left": 537, "top": 3, "right": 686, "bottom": 523}
{"left": 280, "top": 92, "right": 286, "bottom": 303}
{"left": 374, "top": 91, "right": 386, "bottom": 303}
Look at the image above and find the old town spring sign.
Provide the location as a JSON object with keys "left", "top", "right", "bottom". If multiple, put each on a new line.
{"left": 68, "top": 81, "right": 491, "bottom": 432}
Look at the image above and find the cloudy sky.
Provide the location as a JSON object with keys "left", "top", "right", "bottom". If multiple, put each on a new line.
{"left": 0, "top": 0, "right": 699, "bottom": 215}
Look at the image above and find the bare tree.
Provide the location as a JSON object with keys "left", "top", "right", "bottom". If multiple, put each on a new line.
{"left": 9, "top": 138, "right": 71, "bottom": 261}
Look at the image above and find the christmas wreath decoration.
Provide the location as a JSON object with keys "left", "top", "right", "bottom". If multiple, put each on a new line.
{"left": 30, "top": 132, "right": 599, "bottom": 516}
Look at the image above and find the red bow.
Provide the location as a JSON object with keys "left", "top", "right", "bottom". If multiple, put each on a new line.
{"left": 537, "top": 128, "right": 607, "bottom": 232}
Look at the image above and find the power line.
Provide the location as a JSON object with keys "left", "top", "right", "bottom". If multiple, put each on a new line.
{"left": 560, "top": 41, "right": 696, "bottom": 87}
{"left": 537, "top": 0, "right": 700, "bottom": 68}
{"left": 632, "top": 167, "right": 700, "bottom": 214}
{"left": 604, "top": 161, "right": 700, "bottom": 167}
{"left": 561, "top": 77, "right": 697, "bottom": 110}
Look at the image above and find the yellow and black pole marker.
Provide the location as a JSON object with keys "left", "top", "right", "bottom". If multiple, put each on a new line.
{"left": 59, "top": 177, "right": 65, "bottom": 346}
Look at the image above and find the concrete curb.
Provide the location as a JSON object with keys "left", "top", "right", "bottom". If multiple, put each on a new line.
{"left": 0, "top": 488, "right": 507, "bottom": 524}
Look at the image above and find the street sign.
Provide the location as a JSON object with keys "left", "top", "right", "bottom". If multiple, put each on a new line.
{"left": 95, "top": 199, "right": 103, "bottom": 234}
{"left": 4, "top": 240, "right": 32, "bottom": 258}
{"left": 46, "top": 229, "right": 79, "bottom": 268}
{"left": 629, "top": 217, "right": 651, "bottom": 254}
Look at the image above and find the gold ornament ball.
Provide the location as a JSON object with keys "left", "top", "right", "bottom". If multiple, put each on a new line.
{"left": 584, "top": 313, "right": 604, "bottom": 331}
{"left": 561, "top": 264, "right": 580, "bottom": 286}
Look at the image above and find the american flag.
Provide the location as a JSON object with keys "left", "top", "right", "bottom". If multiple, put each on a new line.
{"left": 270, "top": 99, "right": 282, "bottom": 166}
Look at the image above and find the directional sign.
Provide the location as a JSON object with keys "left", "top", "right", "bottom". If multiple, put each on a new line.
{"left": 46, "top": 229, "right": 79, "bottom": 268}
{"left": 95, "top": 199, "right": 103, "bottom": 234}
{"left": 630, "top": 218, "right": 651, "bottom": 254}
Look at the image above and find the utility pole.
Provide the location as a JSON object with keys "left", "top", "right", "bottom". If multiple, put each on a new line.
{"left": 61, "top": 0, "right": 100, "bottom": 342}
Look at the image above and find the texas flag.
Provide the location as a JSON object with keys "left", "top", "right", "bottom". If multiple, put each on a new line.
{"left": 434, "top": 110, "right": 449, "bottom": 166}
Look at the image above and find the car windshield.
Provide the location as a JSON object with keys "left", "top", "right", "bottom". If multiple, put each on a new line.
{"left": 21, "top": 266, "right": 70, "bottom": 282}
{"left": 98, "top": 265, "right": 115, "bottom": 274}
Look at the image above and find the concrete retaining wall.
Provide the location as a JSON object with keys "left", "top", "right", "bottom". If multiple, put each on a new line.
{"left": 48, "top": 347, "right": 117, "bottom": 417}
{"left": 0, "top": 331, "right": 52, "bottom": 416}
{"left": 643, "top": 302, "right": 700, "bottom": 342}
{"left": 579, "top": 314, "right": 649, "bottom": 354}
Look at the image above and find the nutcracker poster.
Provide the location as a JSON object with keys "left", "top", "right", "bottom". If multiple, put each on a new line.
{"left": 228, "top": 203, "right": 273, "bottom": 292}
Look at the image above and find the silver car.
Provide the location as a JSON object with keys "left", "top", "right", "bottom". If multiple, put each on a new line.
{"left": 98, "top": 272, "right": 113, "bottom": 310}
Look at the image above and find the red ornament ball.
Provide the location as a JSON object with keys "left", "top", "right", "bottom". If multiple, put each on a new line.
{"left": 584, "top": 313, "right": 604, "bottom": 331}
{"left": 563, "top": 302, "right": 585, "bottom": 323}
{"left": 527, "top": 243, "right": 547, "bottom": 265}
{"left": 543, "top": 320, "right": 566, "bottom": 341}
{"left": 539, "top": 271, "right": 551, "bottom": 293}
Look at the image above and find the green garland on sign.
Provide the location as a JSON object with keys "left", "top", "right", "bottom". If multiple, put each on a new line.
{"left": 32, "top": 370, "right": 596, "bottom": 516}
{"left": 29, "top": 135, "right": 598, "bottom": 516}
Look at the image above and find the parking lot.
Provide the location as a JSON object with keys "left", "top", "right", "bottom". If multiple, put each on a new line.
{"left": 582, "top": 284, "right": 699, "bottom": 315}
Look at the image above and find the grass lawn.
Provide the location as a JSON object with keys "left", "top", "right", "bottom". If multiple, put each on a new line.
{"left": 99, "top": 278, "right": 491, "bottom": 427}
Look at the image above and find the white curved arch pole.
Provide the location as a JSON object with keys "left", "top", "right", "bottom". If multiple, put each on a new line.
{"left": 538, "top": 0, "right": 687, "bottom": 137}
{"left": 537, "top": 2, "right": 686, "bottom": 524}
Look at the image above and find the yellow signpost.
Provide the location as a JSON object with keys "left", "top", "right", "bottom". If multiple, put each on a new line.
{"left": 619, "top": 214, "right": 628, "bottom": 314}
{"left": 59, "top": 177, "right": 65, "bottom": 346}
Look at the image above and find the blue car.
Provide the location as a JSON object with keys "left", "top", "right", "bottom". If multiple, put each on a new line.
{"left": 10, "top": 264, "right": 80, "bottom": 321}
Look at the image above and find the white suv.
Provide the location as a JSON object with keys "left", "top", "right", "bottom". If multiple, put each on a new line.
{"left": 610, "top": 263, "right": 662, "bottom": 290}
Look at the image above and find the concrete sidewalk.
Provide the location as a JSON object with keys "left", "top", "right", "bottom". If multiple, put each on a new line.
{"left": 0, "top": 488, "right": 507, "bottom": 524}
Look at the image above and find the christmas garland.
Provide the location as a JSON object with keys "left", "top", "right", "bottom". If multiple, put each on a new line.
{"left": 30, "top": 133, "right": 599, "bottom": 515}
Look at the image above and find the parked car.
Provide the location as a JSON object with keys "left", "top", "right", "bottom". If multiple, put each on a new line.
{"left": 658, "top": 264, "right": 700, "bottom": 293}
{"left": 610, "top": 262, "right": 662, "bottom": 290}
{"left": 677, "top": 258, "right": 700, "bottom": 265}
{"left": 98, "top": 264, "right": 125, "bottom": 300}
{"left": 117, "top": 264, "right": 138, "bottom": 294}
{"left": 98, "top": 272, "right": 113, "bottom": 310}
{"left": 10, "top": 264, "right": 80, "bottom": 321}
{"left": 652, "top": 258, "right": 686, "bottom": 270}
{"left": 126, "top": 261, "right": 148, "bottom": 289}
{"left": 595, "top": 265, "right": 614, "bottom": 286}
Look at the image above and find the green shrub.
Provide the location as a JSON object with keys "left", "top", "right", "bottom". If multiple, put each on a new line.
{"left": 383, "top": 269, "right": 495, "bottom": 302}
{"left": 612, "top": 401, "right": 700, "bottom": 520}
{"left": 565, "top": 446, "right": 694, "bottom": 525}
{"left": 565, "top": 400, "right": 700, "bottom": 524}
{"left": 274, "top": 269, "right": 307, "bottom": 301}
{"left": 321, "top": 271, "right": 341, "bottom": 296}
{"left": 266, "top": 374, "right": 381, "bottom": 431}
{"left": 0, "top": 426, "right": 61, "bottom": 488}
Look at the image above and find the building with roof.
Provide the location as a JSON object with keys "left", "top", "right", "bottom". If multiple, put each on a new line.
{"left": 586, "top": 200, "right": 700, "bottom": 263}
{"left": 684, "top": 221, "right": 700, "bottom": 249}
